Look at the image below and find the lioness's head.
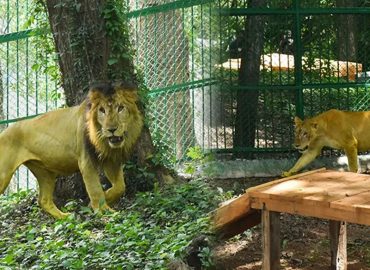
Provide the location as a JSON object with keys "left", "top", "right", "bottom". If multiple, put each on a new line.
{"left": 85, "top": 82, "right": 143, "bottom": 159}
{"left": 293, "top": 116, "right": 318, "bottom": 153}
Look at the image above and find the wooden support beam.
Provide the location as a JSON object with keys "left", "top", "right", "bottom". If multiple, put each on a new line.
{"left": 329, "top": 220, "right": 347, "bottom": 270}
{"left": 262, "top": 209, "right": 281, "bottom": 270}
{"left": 216, "top": 210, "right": 261, "bottom": 239}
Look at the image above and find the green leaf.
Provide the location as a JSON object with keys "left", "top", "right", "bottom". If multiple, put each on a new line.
{"left": 31, "top": 63, "right": 40, "bottom": 71}
{"left": 3, "top": 253, "right": 14, "bottom": 264}
{"left": 108, "top": 58, "right": 118, "bottom": 65}
{"left": 75, "top": 3, "right": 82, "bottom": 12}
{"left": 54, "top": 224, "right": 64, "bottom": 233}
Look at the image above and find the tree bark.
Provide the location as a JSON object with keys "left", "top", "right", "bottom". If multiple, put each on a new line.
{"left": 234, "top": 0, "right": 267, "bottom": 157}
{"left": 44, "top": 0, "right": 173, "bottom": 205}
{"left": 336, "top": 0, "right": 358, "bottom": 62}
{"left": 45, "top": 0, "right": 111, "bottom": 106}
{"left": 0, "top": 62, "right": 4, "bottom": 132}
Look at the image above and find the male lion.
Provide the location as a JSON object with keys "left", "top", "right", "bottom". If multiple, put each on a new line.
{"left": 282, "top": 109, "right": 370, "bottom": 177}
{"left": 0, "top": 82, "right": 143, "bottom": 219}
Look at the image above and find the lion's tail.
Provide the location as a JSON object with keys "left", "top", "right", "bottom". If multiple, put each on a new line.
{"left": 0, "top": 131, "right": 21, "bottom": 195}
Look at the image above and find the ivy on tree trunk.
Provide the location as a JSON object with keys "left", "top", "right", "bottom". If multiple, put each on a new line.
{"left": 0, "top": 62, "right": 4, "bottom": 132}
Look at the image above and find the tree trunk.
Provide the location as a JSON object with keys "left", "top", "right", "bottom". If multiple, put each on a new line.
{"left": 336, "top": 0, "right": 358, "bottom": 62}
{"left": 0, "top": 62, "right": 4, "bottom": 132}
{"left": 134, "top": 0, "right": 191, "bottom": 160}
{"left": 44, "top": 0, "right": 173, "bottom": 205}
{"left": 234, "top": 0, "right": 267, "bottom": 157}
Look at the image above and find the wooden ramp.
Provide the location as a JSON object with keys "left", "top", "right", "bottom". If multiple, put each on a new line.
{"left": 213, "top": 168, "right": 370, "bottom": 237}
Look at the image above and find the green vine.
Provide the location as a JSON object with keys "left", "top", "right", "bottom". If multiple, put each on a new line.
{"left": 102, "top": 1, "right": 174, "bottom": 169}
{"left": 102, "top": 0, "right": 134, "bottom": 81}
{"left": 102, "top": 0, "right": 151, "bottom": 109}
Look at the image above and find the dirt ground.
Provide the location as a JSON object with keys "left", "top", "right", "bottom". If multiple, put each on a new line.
{"left": 210, "top": 178, "right": 370, "bottom": 270}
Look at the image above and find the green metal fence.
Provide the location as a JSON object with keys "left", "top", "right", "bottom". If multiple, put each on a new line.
{"left": 129, "top": 0, "right": 370, "bottom": 162}
{"left": 0, "top": 0, "right": 370, "bottom": 192}
{"left": 0, "top": 0, "right": 63, "bottom": 192}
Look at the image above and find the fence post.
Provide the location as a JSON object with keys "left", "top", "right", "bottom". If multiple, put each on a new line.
{"left": 294, "top": 0, "right": 304, "bottom": 119}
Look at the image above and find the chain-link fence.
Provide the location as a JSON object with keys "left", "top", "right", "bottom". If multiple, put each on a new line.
{"left": 0, "top": 0, "right": 370, "bottom": 192}
{"left": 0, "top": 0, "right": 63, "bottom": 192}
{"left": 128, "top": 0, "right": 219, "bottom": 164}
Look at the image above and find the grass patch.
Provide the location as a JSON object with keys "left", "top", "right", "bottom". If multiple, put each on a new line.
{"left": 0, "top": 180, "right": 220, "bottom": 269}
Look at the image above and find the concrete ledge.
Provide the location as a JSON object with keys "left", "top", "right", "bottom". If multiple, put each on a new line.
{"left": 178, "top": 155, "right": 370, "bottom": 179}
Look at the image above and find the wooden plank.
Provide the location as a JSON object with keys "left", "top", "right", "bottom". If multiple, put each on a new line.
{"left": 215, "top": 210, "right": 261, "bottom": 239}
{"left": 329, "top": 220, "right": 347, "bottom": 270}
{"left": 250, "top": 196, "right": 370, "bottom": 225}
{"left": 247, "top": 167, "right": 327, "bottom": 194}
{"left": 251, "top": 171, "right": 370, "bottom": 209}
{"left": 298, "top": 170, "right": 363, "bottom": 182}
{"left": 212, "top": 193, "right": 252, "bottom": 230}
{"left": 356, "top": 204, "right": 370, "bottom": 216}
{"left": 262, "top": 209, "right": 281, "bottom": 270}
{"left": 258, "top": 178, "right": 343, "bottom": 201}
{"left": 268, "top": 177, "right": 370, "bottom": 209}
{"left": 331, "top": 191, "right": 370, "bottom": 212}
{"left": 252, "top": 170, "right": 370, "bottom": 197}
{"left": 265, "top": 188, "right": 370, "bottom": 209}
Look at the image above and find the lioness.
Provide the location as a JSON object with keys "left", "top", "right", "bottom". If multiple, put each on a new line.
{"left": 0, "top": 82, "right": 143, "bottom": 219}
{"left": 283, "top": 109, "right": 370, "bottom": 177}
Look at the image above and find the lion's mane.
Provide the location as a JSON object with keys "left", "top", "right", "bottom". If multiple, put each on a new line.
{"left": 84, "top": 82, "right": 143, "bottom": 163}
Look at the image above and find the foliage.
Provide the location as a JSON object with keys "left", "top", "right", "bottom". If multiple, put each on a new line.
{"left": 184, "top": 146, "right": 215, "bottom": 177}
{"left": 0, "top": 181, "right": 220, "bottom": 269}
{"left": 103, "top": 0, "right": 176, "bottom": 172}
{"left": 103, "top": 0, "right": 135, "bottom": 82}
{"left": 123, "top": 161, "right": 156, "bottom": 194}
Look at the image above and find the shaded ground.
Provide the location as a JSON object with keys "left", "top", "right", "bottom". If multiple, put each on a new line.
{"left": 210, "top": 177, "right": 370, "bottom": 270}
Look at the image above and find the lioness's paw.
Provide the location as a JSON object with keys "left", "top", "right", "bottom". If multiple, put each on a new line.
{"left": 281, "top": 171, "right": 293, "bottom": 177}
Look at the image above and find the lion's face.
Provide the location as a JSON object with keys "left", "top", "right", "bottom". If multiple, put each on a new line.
{"left": 96, "top": 98, "right": 131, "bottom": 148}
{"left": 86, "top": 84, "right": 143, "bottom": 156}
{"left": 293, "top": 117, "right": 318, "bottom": 153}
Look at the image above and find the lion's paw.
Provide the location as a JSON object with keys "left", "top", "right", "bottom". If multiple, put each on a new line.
{"left": 92, "top": 204, "right": 115, "bottom": 216}
{"left": 53, "top": 211, "right": 71, "bottom": 220}
{"left": 102, "top": 205, "right": 115, "bottom": 213}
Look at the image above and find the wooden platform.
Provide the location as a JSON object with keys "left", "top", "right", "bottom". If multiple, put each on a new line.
{"left": 213, "top": 168, "right": 370, "bottom": 269}
{"left": 214, "top": 168, "right": 370, "bottom": 234}
{"left": 251, "top": 169, "right": 370, "bottom": 225}
{"left": 217, "top": 53, "right": 362, "bottom": 80}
